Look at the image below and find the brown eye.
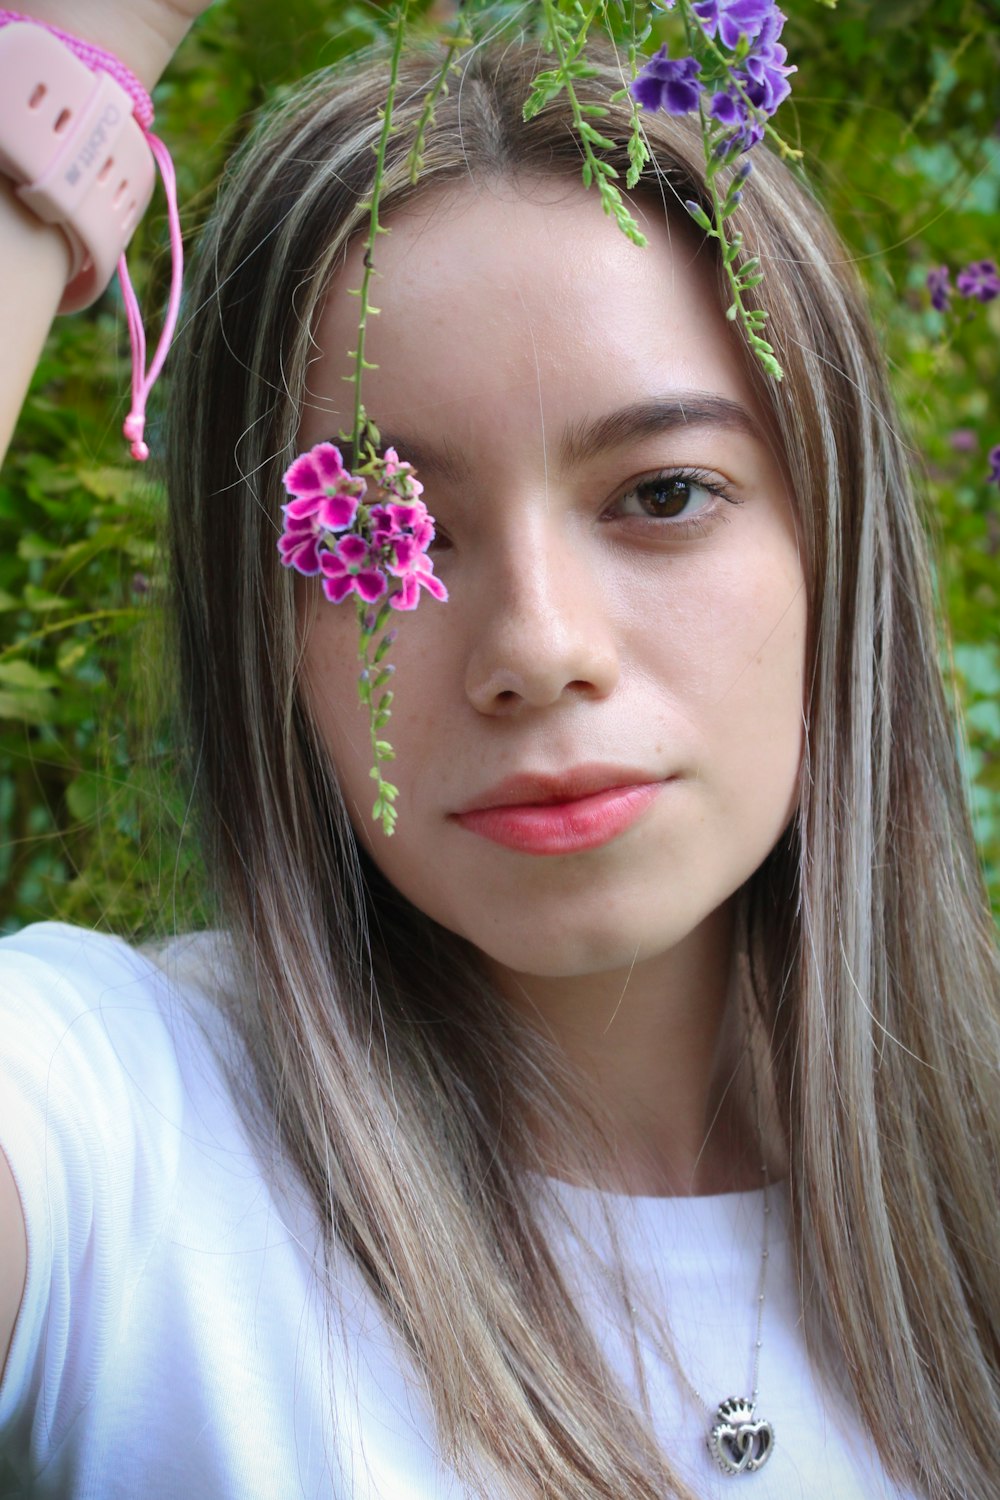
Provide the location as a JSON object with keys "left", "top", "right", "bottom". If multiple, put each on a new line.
{"left": 617, "top": 471, "right": 716, "bottom": 522}
{"left": 636, "top": 475, "right": 694, "bottom": 517}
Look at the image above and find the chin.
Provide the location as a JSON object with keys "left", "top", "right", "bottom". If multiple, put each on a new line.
{"left": 450, "top": 902, "right": 727, "bottom": 981}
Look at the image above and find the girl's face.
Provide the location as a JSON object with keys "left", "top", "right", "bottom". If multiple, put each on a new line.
{"left": 300, "top": 181, "right": 806, "bottom": 980}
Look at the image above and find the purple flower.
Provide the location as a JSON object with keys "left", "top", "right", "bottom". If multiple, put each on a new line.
{"left": 987, "top": 444, "right": 1000, "bottom": 487}
{"left": 710, "top": 90, "right": 743, "bottom": 127}
{"left": 631, "top": 49, "right": 703, "bottom": 116}
{"left": 709, "top": 89, "right": 765, "bottom": 152}
{"left": 949, "top": 428, "right": 977, "bottom": 453}
{"left": 693, "top": 0, "right": 779, "bottom": 49}
{"left": 956, "top": 259, "right": 1000, "bottom": 303}
{"left": 319, "top": 535, "right": 388, "bottom": 605}
{"left": 738, "top": 9, "right": 794, "bottom": 115}
{"left": 926, "top": 266, "right": 951, "bottom": 312}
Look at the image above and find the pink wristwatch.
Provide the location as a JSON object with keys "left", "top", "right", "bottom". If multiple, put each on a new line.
{"left": 0, "top": 21, "right": 155, "bottom": 312}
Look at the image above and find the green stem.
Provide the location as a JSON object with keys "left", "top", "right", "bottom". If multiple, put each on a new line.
{"left": 352, "top": 2, "right": 410, "bottom": 452}
{"left": 540, "top": 0, "right": 646, "bottom": 245}
{"left": 406, "top": 14, "right": 469, "bottom": 184}
{"left": 0, "top": 608, "right": 137, "bottom": 661}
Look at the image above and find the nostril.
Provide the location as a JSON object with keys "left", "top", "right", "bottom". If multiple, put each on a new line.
{"left": 29, "top": 83, "right": 46, "bottom": 109}
{"left": 54, "top": 107, "right": 72, "bottom": 134}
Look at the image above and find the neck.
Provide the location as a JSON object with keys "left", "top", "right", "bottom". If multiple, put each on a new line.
{"left": 493, "top": 901, "right": 768, "bottom": 1196}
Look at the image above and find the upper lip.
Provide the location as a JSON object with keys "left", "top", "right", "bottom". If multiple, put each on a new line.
{"left": 453, "top": 764, "right": 663, "bottom": 814}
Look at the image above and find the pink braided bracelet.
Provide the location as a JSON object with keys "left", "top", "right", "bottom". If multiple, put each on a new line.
{"left": 0, "top": 10, "right": 184, "bottom": 460}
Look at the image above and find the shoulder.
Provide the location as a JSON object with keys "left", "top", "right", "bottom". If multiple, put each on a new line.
{"left": 0, "top": 918, "right": 236, "bottom": 1052}
{"left": 0, "top": 920, "right": 245, "bottom": 1202}
{"left": 0, "top": 917, "right": 229, "bottom": 1000}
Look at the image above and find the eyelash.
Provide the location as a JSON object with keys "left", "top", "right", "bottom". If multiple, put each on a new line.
{"left": 607, "top": 467, "right": 741, "bottom": 536}
{"left": 427, "top": 467, "right": 741, "bottom": 551}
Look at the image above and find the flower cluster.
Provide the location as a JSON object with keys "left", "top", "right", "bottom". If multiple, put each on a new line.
{"left": 278, "top": 442, "right": 446, "bottom": 612}
{"left": 925, "top": 258, "right": 999, "bottom": 486}
{"left": 634, "top": 0, "right": 794, "bottom": 154}
{"left": 278, "top": 439, "right": 448, "bottom": 835}
{"left": 927, "top": 258, "right": 1000, "bottom": 312}
{"left": 988, "top": 445, "right": 1000, "bottom": 488}
{"left": 630, "top": 0, "right": 795, "bottom": 382}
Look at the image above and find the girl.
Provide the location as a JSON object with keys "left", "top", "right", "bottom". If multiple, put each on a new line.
{"left": 0, "top": 3, "right": 997, "bottom": 1497}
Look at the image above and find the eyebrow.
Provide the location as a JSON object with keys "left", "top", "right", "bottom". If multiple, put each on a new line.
{"left": 359, "top": 392, "right": 758, "bottom": 484}
{"left": 559, "top": 393, "right": 759, "bottom": 468}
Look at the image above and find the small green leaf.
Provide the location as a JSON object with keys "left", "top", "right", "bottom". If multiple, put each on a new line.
{"left": 0, "top": 660, "right": 59, "bottom": 691}
{"left": 66, "top": 773, "right": 102, "bottom": 823}
{"left": 23, "top": 584, "right": 69, "bottom": 614}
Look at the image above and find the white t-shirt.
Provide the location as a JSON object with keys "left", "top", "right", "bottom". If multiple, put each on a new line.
{"left": 0, "top": 922, "right": 916, "bottom": 1499}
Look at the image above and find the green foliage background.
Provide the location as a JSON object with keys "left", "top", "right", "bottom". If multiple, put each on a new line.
{"left": 1, "top": 0, "right": 997, "bottom": 939}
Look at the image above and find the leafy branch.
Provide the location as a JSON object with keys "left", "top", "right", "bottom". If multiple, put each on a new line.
{"left": 525, "top": 0, "right": 647, "bottom": 246}
{"left": 406, "top": 9, "right": 472, "bottom": 184}
{"left": 343, "top": 2, "right": 411, "bottom": 835}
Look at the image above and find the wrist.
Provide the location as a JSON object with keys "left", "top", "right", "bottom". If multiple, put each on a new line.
{"left": 0, "top": 12, "right": 185, "bottom": 458}
{"left": 1, "top": 3, "right": 194, "bottom": 90}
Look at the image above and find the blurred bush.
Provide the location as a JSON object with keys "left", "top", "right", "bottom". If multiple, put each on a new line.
{"left": 1, "top": 0, "right": 997, "bottom": 938}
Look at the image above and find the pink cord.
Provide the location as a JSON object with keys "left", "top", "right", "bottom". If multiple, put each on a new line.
{"left": 0, "top": 10, "right": 183, "bottom": 461}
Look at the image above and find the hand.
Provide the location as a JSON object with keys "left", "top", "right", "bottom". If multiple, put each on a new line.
{"left": 9, "top": 1, "right": 215, "bottom": 88}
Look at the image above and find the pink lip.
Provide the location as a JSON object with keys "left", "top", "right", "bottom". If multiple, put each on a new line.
{"left": 452, "top": 767, "right": 665, "bottom": 855}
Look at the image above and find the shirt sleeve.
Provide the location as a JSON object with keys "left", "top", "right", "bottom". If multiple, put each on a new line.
{"left": 0, "top": 922, "right": 185, "bottom": 1474}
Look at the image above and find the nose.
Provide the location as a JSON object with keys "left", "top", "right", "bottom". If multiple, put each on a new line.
{"left": 463, "top": 521, "right": 620, "bottom": 716}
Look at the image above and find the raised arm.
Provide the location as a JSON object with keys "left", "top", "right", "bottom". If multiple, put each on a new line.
{"left": 0, "top": 0, "right": 212, "bottom": 463}
{"left": 0, "top": 0, "right": 212, "bottom": 1382}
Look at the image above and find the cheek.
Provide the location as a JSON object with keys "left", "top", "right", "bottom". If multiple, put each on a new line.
{"left": 634, "top": 537, "right": 807, "bottom": 818}
{"left": 701, "top": 554, "right": 806, "bottom": 830}
{"left": 301, "top": 600, "right": 453, "bottom": 852}
{"left": 301, "top": 608, "right": 372, "bottom": 804}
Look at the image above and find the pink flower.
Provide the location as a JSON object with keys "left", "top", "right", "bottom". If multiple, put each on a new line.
{"left": 277, "top": 512, "right": 322, "bottom": 575}
{"left": 370, "top": 499, "right": 435, "bottom": 551}
{"left": 389, "top": 551, "right": 448, "bottom": 611}
{"left": 379, "top": 447, "right": 424, "bottom": 502}
{"left": 278, "top": 439, "right": 446, "bottom": 611}
{"left": 368, "top": 496, "right": 448, "bottom": 607}
{"left": 281, "top": 441, "right": 365, "bottom": 532}
{"left": 278, "top": 441, "right": 368, "bottom": 576}
{"left": 319, "top": 535, "right": 388, "bottom": 604}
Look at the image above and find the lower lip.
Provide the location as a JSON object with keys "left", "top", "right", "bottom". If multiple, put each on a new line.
{"left": 453, "top": 783, "right": 662, "bottom": 855}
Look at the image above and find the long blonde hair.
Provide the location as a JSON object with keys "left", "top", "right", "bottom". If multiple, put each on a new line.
{"left": 165, "top": 33, "right": 1000, "bottom": 1499}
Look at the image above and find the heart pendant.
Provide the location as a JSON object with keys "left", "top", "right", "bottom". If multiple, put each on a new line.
{"left": 707, "top": 1397, "right": 775, "bottom": 1476}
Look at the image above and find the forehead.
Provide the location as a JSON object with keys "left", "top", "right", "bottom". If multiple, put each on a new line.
{"left": 301, "top": 177, "right": 764, "bottom": 459}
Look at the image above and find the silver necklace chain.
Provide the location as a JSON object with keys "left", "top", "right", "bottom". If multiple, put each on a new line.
{"left": 626, "top": 973, "right": 776, "bottom": 1477}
